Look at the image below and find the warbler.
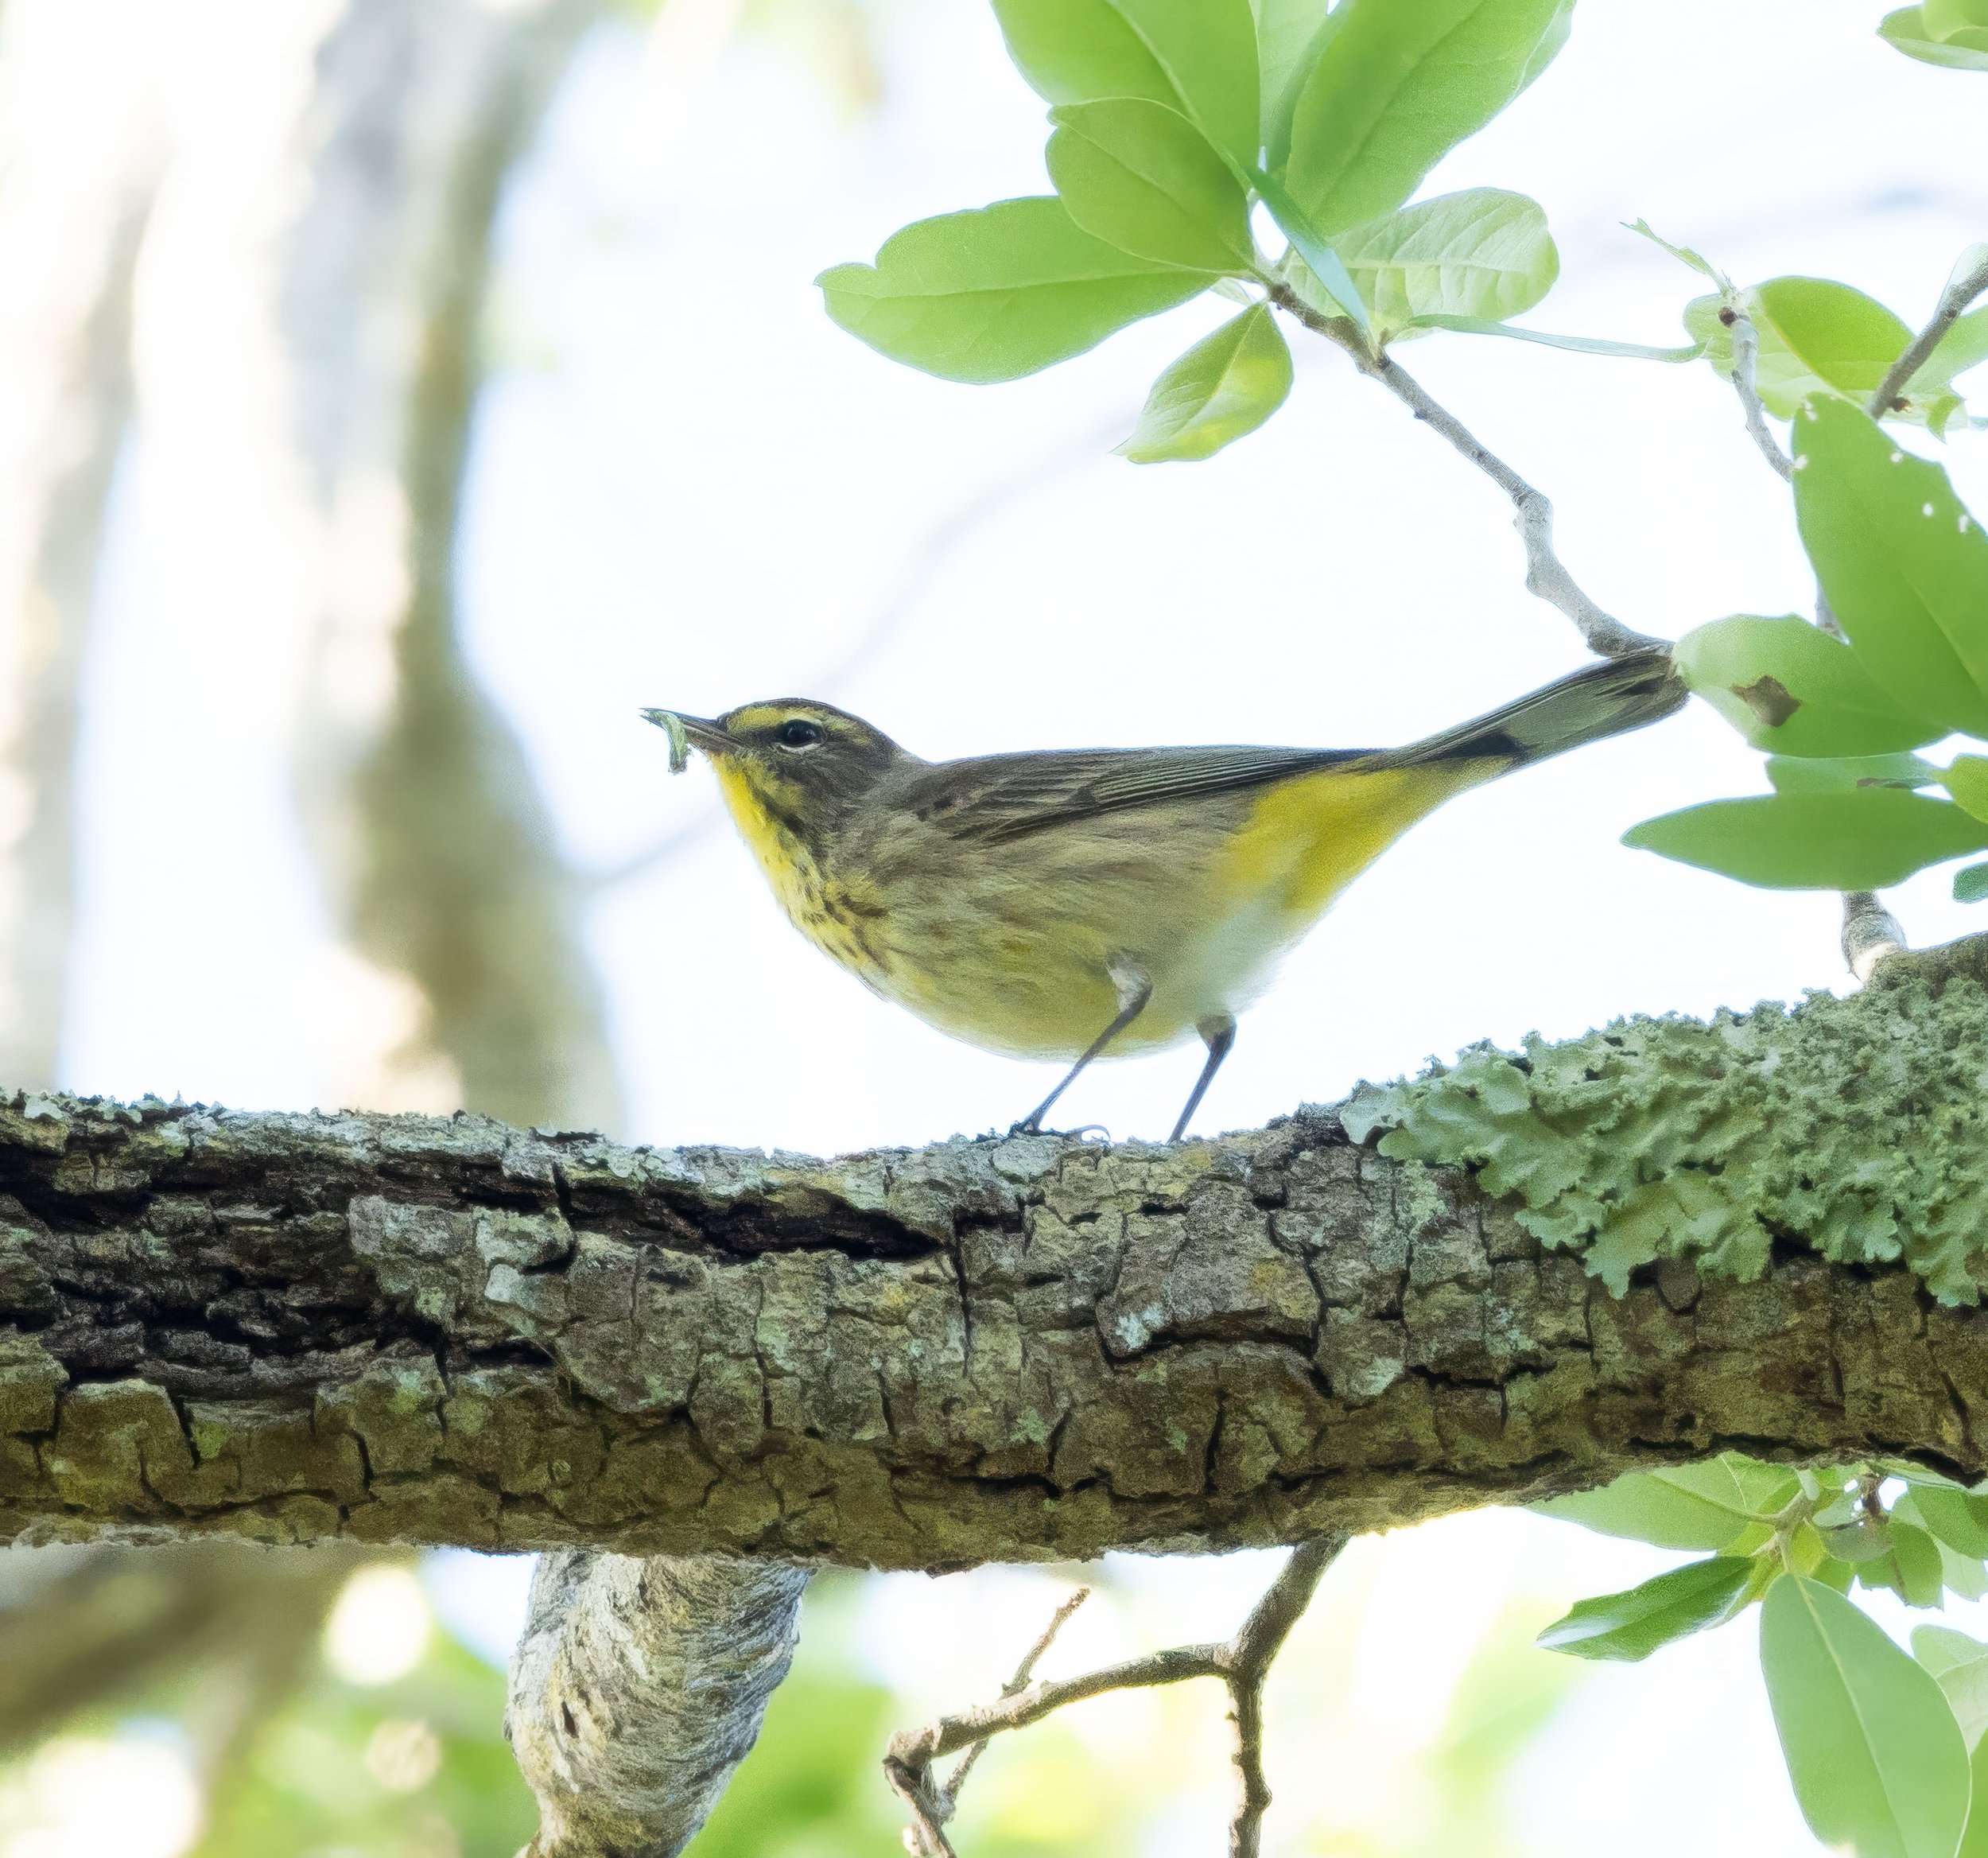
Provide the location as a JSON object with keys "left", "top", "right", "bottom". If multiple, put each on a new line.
{"left": 645, "top": 651, "right": 1682, "bottom": 1141}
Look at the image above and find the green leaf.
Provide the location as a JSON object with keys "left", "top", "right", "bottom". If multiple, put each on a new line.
{"left": 1684, "top": 279, "right": 1917, "bottom": 420}
{"left": 1909, "top": 1483, "right": 1988, "bottom": 1557}
{"left": 1282, "top": 0, "right": 1574, "bottom": 235}
{"left": 1255, "top": 171, "right": 1371, "bottom": 328}
{"left": 1256, "top": 0, "right": 1338, "bottom": 171}
{"left": 1943, "top": 1545, "right": 1988, "bottom": 1601}
{"left": 1958, "top": 862, "right": 1988, "bottom": 904}
{"left": 1536, "top": 1557, "right": 1756, "bottom": 1662}
{"left": 1963, "top": 1737, "right": 1988, "bottom": 1858}
{"left": 1401, "top": 315, "right": 1700, "bottom": 360}
{"left": 817, "top": 197, "right": 1213, "bottom": 383}
{"left": 1625, "top": 216, "right": 1724, "bottom": 282}
{"left": 1118, "top": 303, "right": 1293, "bottom": 461}
{"left": 1857, "top": 1519, "right": 1948, "bottom": 1607}
{"left": 1625, "top": 791, "right": 1988, "bottom": 890}
{"left": 1761, "top": 1577, "right": 1972, "bottom": 1858}
{"left": 1674, "top": 612, "right": 1947, "bottom": 756}
{"left": 1926, "top": 0, "right": 1988, "bottom": 34}
{"left": 989, "top": 0, "right": 1261, "bottom": 169}
{"left": 1767, "top": 752, "right": 1941, "bottom": 795}
{"left": 1908, "top": 304, "right": 1988, "bottom": 401}
{"left": 1532, "top": 1456, "right": 1799, "bottom": 1551}
{"left": 1918, "top": 1627, "right": 1988, "bottom": 1749}
{"left": 1793, "top": 396, "right": 1988, "bottom": 735}
{"left": 1917, "top": 1623, "right": 1988, "bottom": 1677}
{"left": 1757, "top": 277, "right": 1914, "bottom": 414}
{"left": 1881, "top": 5, "right": 1988, "bottom": 68}
{"left": 1823, "top": 1518, "right": 1901, "bottom": 1564}
{"left": 1334, "top": 189, "right": 1556, "bottom": 338}
{"left": 1046, "top": 99, "right": 1256, "bottom": 274}
{"left": 1946, "top": 754, "right": 1988, "bottom": 822}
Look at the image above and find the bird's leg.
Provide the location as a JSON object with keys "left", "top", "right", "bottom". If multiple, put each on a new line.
{"left": 1168, "top": 1013, "right": 1237, "bottom": 1143}
{"left": 1011, "top": 957, "right": 1152, "bottom": 1136}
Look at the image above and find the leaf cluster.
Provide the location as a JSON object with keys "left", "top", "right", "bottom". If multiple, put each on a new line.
{"left": 815, "top": 2, "right": 1988, "bottom": 910}
{"left": 1626, "top": 381, "right": 1988, "bottom": 898}
{"left": 818, "top": 0, "right": 1598, "bottom": 462}
{"left": 1538, "top": 1456, "right": 1988, "bottom": 1858}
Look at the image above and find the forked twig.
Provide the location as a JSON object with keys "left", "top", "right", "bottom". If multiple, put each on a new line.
{"left": 1722, "top": 301, "right": 1793, "bottom": 481}
{"left": 884, "top": 1537, "right": 1345, "bottom": 1858}
{"left": 928, "top": 1585, "right": 1093, "bottom": 1834}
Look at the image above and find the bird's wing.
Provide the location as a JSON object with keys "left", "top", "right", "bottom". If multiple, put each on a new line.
{"left": 905, "top": 744, "right": 1376, "bottom": 844}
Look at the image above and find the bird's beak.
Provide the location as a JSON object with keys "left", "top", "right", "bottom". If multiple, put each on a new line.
{"left": 641, "top": 708, "right": 726, "bottom": 773}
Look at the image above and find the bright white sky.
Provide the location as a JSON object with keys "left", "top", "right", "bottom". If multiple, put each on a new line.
{"left": 44, "top": 1, "right": 1988, "bottom": 1853}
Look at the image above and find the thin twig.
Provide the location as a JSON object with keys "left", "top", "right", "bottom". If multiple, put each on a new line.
{"left": 1868, "top": 248, "right": 1988, "bottom": 420}
{"left": 1722, "top": 303, "right": 1793, "bottom": 480}
{"left": 1267, "top": 283, "right": 1662, "bottom": 660}
{"left": 932, "top": 1587, "right": 1091, "bottom": 1829}
{"left": 1220, "top": 1536, "right": 1342, "bottom": 1858}
{"left": 884, "top": 1537, "right": 1347, "bottom": 1858}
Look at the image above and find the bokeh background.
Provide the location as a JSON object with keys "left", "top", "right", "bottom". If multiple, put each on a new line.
{"left": 2, "top": 0, "right": 1986, "bottom": 1852}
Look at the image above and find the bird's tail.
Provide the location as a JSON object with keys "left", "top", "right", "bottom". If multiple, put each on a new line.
{"left": 1389, "top": 648, "right": 1685, "bottom": 771}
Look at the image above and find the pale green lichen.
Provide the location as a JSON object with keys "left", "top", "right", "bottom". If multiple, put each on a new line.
{"left": 1341, "top": 962, "right": 1988, "bottom": 1304}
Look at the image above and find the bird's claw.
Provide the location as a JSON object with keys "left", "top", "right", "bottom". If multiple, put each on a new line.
{"left": 1003, "top": 1120, "right": 1109, "bottom": 1142}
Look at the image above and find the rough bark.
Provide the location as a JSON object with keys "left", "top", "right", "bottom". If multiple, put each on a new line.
{"left": 3, "top": 939, "right": 1986, "bottom": 1563}
{"left": 508, "top": 1555, "right": 810, "bottom": 1858}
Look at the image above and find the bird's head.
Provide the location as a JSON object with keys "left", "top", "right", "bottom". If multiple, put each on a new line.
{"left": 643, "top": 699, "right": 910, "bottom": 845}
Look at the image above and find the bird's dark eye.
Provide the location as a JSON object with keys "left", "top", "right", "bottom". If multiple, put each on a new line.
{"left": 775, "top": 718, "right": 825, "bottom": 751}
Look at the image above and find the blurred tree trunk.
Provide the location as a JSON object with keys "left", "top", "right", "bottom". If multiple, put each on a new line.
{"left": 0, "top": 0, "right": 622, "bottom": 1821}
{"left": 284, "top": 0, "right": 619, "bottom": 1133}
{"left": 0, "top": 6, "right": 798, "bottom": 1850}
{"left": 0, "top": 0, "right": 159, "bottom": 1090}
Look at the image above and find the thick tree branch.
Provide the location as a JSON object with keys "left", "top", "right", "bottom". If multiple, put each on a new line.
{"left": 507, "top": 1553, "right": 808, "bottom": 1858}
{"left": 2, "top": 939, "right": 1987, "bottom": 1563}
{"left": 1267, "top": 284, "right": 1663, "bottom": 660}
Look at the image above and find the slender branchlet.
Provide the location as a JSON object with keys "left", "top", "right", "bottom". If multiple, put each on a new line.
{"left": 886, "top": 1537, "right": 1345, "bottom": 1858}
{"left": 1722, "top": 301, "right": 1794, "bottom": 480}
{"left": 1868, "top": 249, "right": 1988, "bottom": 421}
{"left": 1267, "top": 282, "right": 1663, "bottom": 661}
